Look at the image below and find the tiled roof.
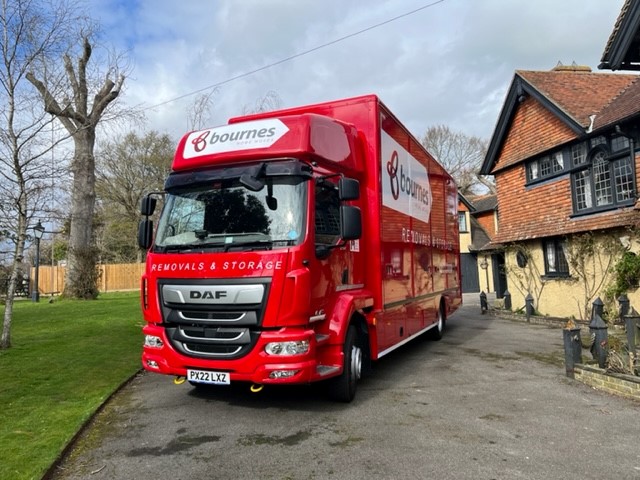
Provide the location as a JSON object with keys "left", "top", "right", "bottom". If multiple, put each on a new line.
{"left": 517, "top": 69, "right": 637, "bottom": 128}
{"left": 593, "top": 77, "right": 640, "bottom": 129}
{"left": 481, "top": 67, "right": 640, "bottom": 175}
{"left": 467, "top": 194, "right": 497, "bottom": 213}
{"left": 600, "top": 0, "right": 640, "bottom": 71}
{"left": 601, "top": 0, "right": 633, "bottom": 66}
{"left": 468, "top": 216, "right": 492, "bottom": 252}
{"left": 491, "top": 206, "right": 640, "bottom": 245}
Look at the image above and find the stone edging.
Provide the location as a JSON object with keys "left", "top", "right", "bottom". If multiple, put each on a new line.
{"left": 574, "top": 364, "right": 640, "bottom": 402}
{"left": 487, "top": 308, "right": 640, "bottom": 403}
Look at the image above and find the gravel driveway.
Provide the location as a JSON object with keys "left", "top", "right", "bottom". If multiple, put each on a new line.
{"left": 48, "top": 302, "right": 640, "bottom": 480}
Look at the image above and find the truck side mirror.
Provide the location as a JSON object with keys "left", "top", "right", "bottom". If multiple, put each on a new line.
{"left": 340, "top": 205, "right": 361, "bottom": 240}
{"left": 138, "top": 219, "right": 154, "bottom": 249}
{"left": 140, "top": 196, "right": 157, "bottom": 216}
{"left": 339, "top": 178, "right": 360, "bottom": 201}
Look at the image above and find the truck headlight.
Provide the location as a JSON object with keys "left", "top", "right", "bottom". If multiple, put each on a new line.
{"left": 144, "top": 335, "right": 164, "bottom": 348}
{"left": 264, "top": 340, "right": 309, "bottom": 356}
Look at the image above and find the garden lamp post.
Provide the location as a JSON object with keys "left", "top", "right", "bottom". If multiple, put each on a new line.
{"left": 32, "top": 221, "right": 45, "bottom": 302}
{"left": 479, "top": 256, "right": 490, "bottom": 293}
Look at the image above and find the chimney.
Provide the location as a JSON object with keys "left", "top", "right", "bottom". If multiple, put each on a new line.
{"left": 552, "top": 61, "right": 592, "bottom": 73}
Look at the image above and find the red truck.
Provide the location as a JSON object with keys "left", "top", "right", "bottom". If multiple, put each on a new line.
{"left": 138, "top": 94, "right": 461, "bottom": 402}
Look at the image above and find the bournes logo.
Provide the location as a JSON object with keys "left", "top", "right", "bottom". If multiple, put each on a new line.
{"left": 190, "top": 290, "right": 227, "bottom": 300}
{"left": 386, "top": 150, "right": 430, "bottom": 207}
{"left": 183, "top": 119, "right": 289, "bottom": 159}
{"left": 192, "top": 126, "right": 277, "bottom": 153}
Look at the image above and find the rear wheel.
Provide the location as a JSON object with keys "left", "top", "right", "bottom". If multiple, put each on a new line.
{"left": 429, "top": 304, "right": 446, "bottom": 341}
{"left": 328, "top": 325, "right": 362, "bottom": 402}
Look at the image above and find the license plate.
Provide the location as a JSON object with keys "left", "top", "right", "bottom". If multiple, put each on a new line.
{"left": 187, "top": 369, "right": 230, "bottom": 385}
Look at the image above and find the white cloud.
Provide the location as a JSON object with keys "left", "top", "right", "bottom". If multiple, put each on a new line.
{"left": 92, "top": 0, "right": 626, "bottom": 142}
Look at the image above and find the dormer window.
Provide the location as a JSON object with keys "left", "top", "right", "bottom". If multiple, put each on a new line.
{"left": 571, "top": 136, "right": 635, "bottom": 215}
{"left": 571, "top": 143, "right": 587, "bottom": 166}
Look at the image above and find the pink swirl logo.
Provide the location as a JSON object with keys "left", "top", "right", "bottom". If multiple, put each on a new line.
{"left": 387, "top": 150, "right": 399, "bottom": 200}
{"left": 191, "top": 131, "right": 210, "bottom": 152}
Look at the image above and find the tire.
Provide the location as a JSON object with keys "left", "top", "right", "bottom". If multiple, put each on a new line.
{"left": 328, "top": 325, "right": 362, "bottom": 402}
{"left": 429, "top": 304, "right": 446, "bottom": 341}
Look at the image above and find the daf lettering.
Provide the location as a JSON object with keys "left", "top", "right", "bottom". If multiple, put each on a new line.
{"left": 190, "top": 290, "right": 227, "bottom": 300}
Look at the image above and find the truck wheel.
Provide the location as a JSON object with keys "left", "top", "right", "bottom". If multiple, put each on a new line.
{"left": 328, "top": 325, "right": 362, "bottom": 402}
{"left": 429, "top": 304, "right": 446, "bottom": 341}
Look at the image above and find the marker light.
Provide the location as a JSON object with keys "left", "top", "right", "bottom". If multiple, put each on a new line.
{"left": 269, "top": 370, "right": 300, "bottom": 379}
{"left": 264, "top": 340, "right": 310, "bottom": 356}
{"left": 146, "top": 360, "right": 159, "bottom": 369}
{"left": 144, "top": 335, "right": 164, "bottom": 348}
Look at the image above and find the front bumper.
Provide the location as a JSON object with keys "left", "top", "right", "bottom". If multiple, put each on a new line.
{"left": 142, "top": 324, "right": 341, "bottom": 384}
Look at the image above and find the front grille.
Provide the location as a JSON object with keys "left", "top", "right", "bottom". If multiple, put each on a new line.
{"left": 159, "top": 279, "right": 270, "bottom": 360}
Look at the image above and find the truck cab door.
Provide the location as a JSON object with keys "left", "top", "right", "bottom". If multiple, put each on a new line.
{"left": 309, "top": 181, "right": 354, "bottom": 325}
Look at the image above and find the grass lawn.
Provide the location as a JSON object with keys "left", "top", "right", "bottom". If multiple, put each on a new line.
{"left": 0, "top": 291, "right": 143, "bottom": 480}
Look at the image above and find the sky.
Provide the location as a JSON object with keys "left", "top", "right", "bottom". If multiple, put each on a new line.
{"left": 91, "top": 0, "right": 627, "bottom": 143}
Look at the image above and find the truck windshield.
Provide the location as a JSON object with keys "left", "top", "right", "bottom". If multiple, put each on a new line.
{"left": 154, "top": 177, "right": 307, "bottom": 251}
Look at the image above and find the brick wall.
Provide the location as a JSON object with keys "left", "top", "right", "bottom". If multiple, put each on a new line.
{"left": 494, "top": 97, "right": 578, "bottom": 172}
{"left": 475, "top": 210, "right": 497, "bottom": 237}
{"left": 492, "top": 94, "right": 640, "bottom": 243}
{"left": 574, "top": 364, "right": 640, "bottom": 402}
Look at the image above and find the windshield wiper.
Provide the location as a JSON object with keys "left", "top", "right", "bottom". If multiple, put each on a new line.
{"left": 156, "top": 231, "right": 295, "bottom": 252}
{"left": 224, "top": 239, "right": 273, "bottom": 252}
{"left": 156, "top": 242, "right": 227, "bottom": 253}
{"left": 223, "top": 238, "right": 298, "bottom": 252}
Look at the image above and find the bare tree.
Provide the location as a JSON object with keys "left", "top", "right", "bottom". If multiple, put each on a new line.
{"left": 421, "top": 125, "right": 493, "bottom": 195}
{"left": 0, "top": 0, "right": 79, "bottom": 348}
{"left": 95, "top": 130, "right": 174, "bottom": 262}
{"left": 243, "top": 90, "right": 283, "bottom": 114}
{"left": 186, "top": 88, "right": 218, "bottom": 131}
{"left": 27, "top": 32, "right": 128, "bottom": 298}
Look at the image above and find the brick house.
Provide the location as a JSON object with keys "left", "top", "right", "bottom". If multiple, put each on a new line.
{"left": 479, "top": 63, "right": 640, "bottom": 319}
{"left": 458, "top": 193, "right": 504, "bottom": 295}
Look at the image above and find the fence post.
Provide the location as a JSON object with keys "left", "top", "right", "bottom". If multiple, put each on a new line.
{"left": 563, "top": 320, "right": 582, "bottom": 378}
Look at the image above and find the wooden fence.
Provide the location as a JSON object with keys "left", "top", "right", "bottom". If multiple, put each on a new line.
{"left": 30, "top": 263, "right": 146, "bottom": 295}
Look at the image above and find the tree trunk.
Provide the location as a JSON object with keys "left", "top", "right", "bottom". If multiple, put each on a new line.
{"left": 64, "top": 127, "right": 99, "bottom": 298}
{"left": 2, "top": 274, "right": 17, "bottom": 349}
{"left": 1, "top": 211, "right": 28, "bottom": 349}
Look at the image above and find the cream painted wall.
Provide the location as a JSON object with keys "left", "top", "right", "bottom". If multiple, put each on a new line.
{"left": 503, "top": 232, "right": 639, "bottom": 320}
{"left": 477, "top": 253, "right": 494, "bottom": 293}
{"left": 459, "top": 211, "right": 472, "bottom": 253}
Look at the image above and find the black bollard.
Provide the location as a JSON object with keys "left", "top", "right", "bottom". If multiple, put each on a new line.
{"left": 618, "top": 294, "right": 630, "bottom": 321}
{"left": 591, "top": 297, "right": 604, "bottom": 320}
{"left": 624, "top": 314, "right": 639, "bottom": 353}
{"left": 525, "top": 294, "right": 534, "bottom": 322}
{"left": 504, "top": 289, "right": 512, "bottom": 311}
{"left": 563, "top": 322, "right": 582, "bottom": 378}
{"left": 625, "top": 310, "right": 638, "bottom": 374}
{"left": 589, "top": 313, "right": 608, "bottom": 369}
{"left": 480, "top": 291, "right": 488, "bottom": 314}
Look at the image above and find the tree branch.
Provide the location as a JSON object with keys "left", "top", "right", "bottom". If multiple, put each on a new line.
{"left": 90, "top": 73, "right": 124, "bottom": 122}
{"left": 25, "top": 72, "right": 78, "bottom": 133}
{"left": 76, "top": 36, "right": 91, "bottom": 118}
